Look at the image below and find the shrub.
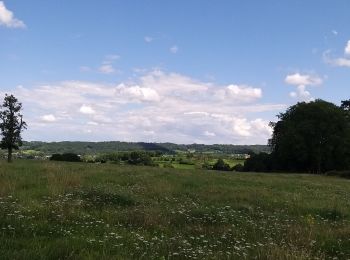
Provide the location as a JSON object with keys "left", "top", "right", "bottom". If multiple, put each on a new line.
{"left": 212, "top": 159, "right": 231, "bottom": 171}
{"left": 178, "top": 158, "right": 195, "bottom": 165}
{"left": 232, "top": 163, "right": 244, "bottom": 172}
{"left": 128, "top": 151, "right": 155, "bottom": 166}
{"left": 202, "top": 161, "right": 212, "bottom": 170}
{"left": 50, "top": 153, "right": 81, "bottom": 162}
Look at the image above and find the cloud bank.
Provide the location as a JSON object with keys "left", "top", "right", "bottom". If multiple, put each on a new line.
{"left": 2, "top": 71, "right": 286, "bottom": 144}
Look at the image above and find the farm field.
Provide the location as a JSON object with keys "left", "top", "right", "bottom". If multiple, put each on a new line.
{"left": 0, "top": 160, "right": 350, "bottom": 259}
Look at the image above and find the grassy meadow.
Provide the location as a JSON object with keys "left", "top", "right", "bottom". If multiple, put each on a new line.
{"left": 0, "top": 160, "right": 350, "bottom": 259}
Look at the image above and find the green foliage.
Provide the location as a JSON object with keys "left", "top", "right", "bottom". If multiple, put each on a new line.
{"left": 21, "top": 141, "right": 269, "bottom": 155}
{"left": 1, "top": 160, "right": 350, "bottom": 259}
{"left": 93, "top": 151, "right": 157, "bottom": 166}
{"left": 244, "top": 99, "right": 350, "bottom": 173}
{"left": 0, "top": 94, "right": 27, "bottom": 162}
{"left": 178, "top": 157, "right": 195, "bottom": 165}
{"left": 232, "top": 163, "right": 244, "bottom": 172}
{"left": 212, "top": 158, "right": 231, "bottom": 171}
{"left": 201, "top": 161, "right": 212, "bottom": 170}
{"left": 269, "top": 99, "right": 350, "bottom": 173}
{"left": 50, "top": 153, "right": 81, "bottom": 162}
{"left": 128, "top": 151, "right": 155, "bottom": 166}
{"left": 243, "top": 152, "right": 272, "bottom": 172}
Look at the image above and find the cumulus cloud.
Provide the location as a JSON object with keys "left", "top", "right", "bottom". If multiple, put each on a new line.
{"left": 6, "top": 71, "right": 286, "bottom": 144}
{"left": 285, "top": 73, "right": 323, "bottom": 101}
{"left": 0, "top": 1, "right": 25, "bottom": 28}
{"left": 116, "top": 84, "right": 160, "bottom": 102}
{"left": 224, "top": 85, "right": 262, "bottom": 102}
{"left": 285, "top": 73, "right": 322, "bottom": 86}
{"left": 79, "top": 105, "right": 95, "bottom": 115}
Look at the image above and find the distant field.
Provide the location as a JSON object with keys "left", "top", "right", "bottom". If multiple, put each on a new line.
{"left": 156, "top": 158, "right": 245, "bottom": 170}
{"left": 0, "top": 160, "right": 350, "bottom": 259}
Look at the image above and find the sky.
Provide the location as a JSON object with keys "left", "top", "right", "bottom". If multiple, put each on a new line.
{"left": 0, "top": 0, "right": 349, "bottom": 144}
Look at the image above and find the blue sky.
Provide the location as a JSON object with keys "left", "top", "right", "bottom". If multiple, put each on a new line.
{"left": 0, "top": 1, "right": 349, "bottom": 144}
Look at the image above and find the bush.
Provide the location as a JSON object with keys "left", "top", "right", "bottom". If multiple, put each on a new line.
{"left": 212, "top": 159, "right": 231, "bottom": 171}
{"left": 202, "top": 161, "right": 212, "bottom": 170}
{"left": 128, "top": 151, "right": 155, "bottom": 166}
{"left": 163, "top": 162, "right": 174, "bottom": 168}
{"left": 232, "top": 163, "right": 244, "bottom": 172}
{"left": 50, "top": 153, "right": 81, "bottom": 162}
{"left": 178, "top": 158, "right": 195, "bottom": 165}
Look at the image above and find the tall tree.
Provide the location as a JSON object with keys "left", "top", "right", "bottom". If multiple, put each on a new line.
{"left": 269, "top": 100, "right": 350, "bottom": 173}
{"left": 0, "top": 94, "right": 27, "bottom": 162}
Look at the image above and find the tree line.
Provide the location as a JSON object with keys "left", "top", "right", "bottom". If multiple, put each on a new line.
{"left": 1, "top": 93, "right": 350, "bottom": 175}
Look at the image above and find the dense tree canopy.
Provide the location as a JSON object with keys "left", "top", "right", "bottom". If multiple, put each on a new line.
{"left": 244, "top": 99, "right": 350, "bottom": 173}
{"left": 268, "top": 99, "right": 350, "bottom": 173}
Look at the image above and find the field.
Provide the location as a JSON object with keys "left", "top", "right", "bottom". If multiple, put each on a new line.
{"left": 0, "top": 160, "right": 350, "bottom": 259}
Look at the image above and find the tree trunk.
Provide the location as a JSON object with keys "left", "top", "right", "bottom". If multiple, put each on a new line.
{"left": 7, "top": 147, "right": 12, "bottom": 163}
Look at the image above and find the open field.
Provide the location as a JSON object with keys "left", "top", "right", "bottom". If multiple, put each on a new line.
{"left": 0, "top": 160, "right": 350, "bottom": 259}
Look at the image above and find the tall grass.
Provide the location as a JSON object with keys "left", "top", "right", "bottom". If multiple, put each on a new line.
{"left": 0, "top": 160, "right": 349, "bottom": 259}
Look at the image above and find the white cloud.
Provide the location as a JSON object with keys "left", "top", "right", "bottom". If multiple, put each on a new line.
{"left": 79, "top": 105, "right": 95, "bottom": 115}
{"left": 116, "top": 84, "right": 160, "bottom": 102}
{"left": 289, "top": 85, "right": 313, "bottom": 101}
{"left": 323, "top": 45, "right": 350, "bottom": 68}
{"left": 204, "top": 131, "right": 216, "bottom": 137}
{"left": 345, "top": 40, "right": 350, "bottom": 55}
{"left": 41, "top": 114, "right": 56, "bottom": 122}
{"left": 285, "top": 73, "right": 322, "bottom": 102}
{"left": 285, "top": 73, "right": 323, "bottom": 86}
{"left": 224, "top": 85, "right": 262, "bottom": 102}
{"left": 328, "top": 57, "right": 350, "bottom": 67}
{"left": 144, "top": 36, "right": 153, "bottom": 43}
{"left": 6, "top": 71, "right": 286, "bottom": 144}
{"left": 0, "top": 1, "right": 25, "bottom": 28}
{"left": 170, "top": 45, "right": 178, "bottom": 54}
{"left": 98, "top": 64, "right": 115, "bottom": 74}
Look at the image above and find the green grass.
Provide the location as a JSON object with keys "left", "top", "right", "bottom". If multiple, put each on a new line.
{"left": 1, "top": 160, "right": 350, "bottom": 259}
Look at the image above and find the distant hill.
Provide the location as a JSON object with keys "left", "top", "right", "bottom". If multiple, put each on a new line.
{"left": 21, "top": 141, "right": 270, "bottom": 155}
